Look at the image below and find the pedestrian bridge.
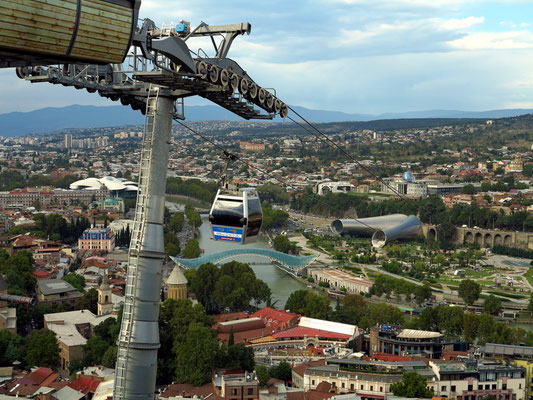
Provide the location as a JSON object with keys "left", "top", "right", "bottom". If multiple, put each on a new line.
{"left": 171, "top": 248, "right": 317, "bottom": 273}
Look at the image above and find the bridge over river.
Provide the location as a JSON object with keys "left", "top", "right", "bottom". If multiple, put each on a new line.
{"left": 171, "top": 248, "right": 317, "bottom": 274}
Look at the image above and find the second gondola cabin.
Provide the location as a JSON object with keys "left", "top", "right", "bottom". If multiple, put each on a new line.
{"left": 209, "top": 188, "right": 262, "bottom": 244}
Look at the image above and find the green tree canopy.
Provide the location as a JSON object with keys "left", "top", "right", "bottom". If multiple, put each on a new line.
{"left": 174, "top": 323, "right": 224, "bottom": 386}
{"left": 183, "top": 239, "right": 201, "bottom": 259}
{"left": 484, "top": 295, "right": 502, "bottom": 315}
{"left": 25, "top": 329, "right": 60, "bottom": 369}
{"left": 390, "top": 372, "right": 434, "bottom": 398}
{"left": 458, "top": 279, "right": 481, "bottom": 306}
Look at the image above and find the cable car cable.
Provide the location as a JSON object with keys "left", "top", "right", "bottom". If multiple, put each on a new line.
{"left": 286, "top": 106, "right": 407, "bottom": 199}
{"left": 174, "top": 119, "right": 380, "bottom": 232}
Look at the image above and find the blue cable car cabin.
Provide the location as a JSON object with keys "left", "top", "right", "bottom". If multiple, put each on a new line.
{"left": 209, "top": 188, "right": 262, "bottom": 244}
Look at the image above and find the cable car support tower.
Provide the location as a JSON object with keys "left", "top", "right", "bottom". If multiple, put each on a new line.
{"left": 0, "top": 13, "right": 288, "bottom": 400}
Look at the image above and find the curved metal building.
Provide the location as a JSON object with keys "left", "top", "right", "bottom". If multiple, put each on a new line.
{"left": 331, "top": 214, "right": 422, "bottom": 248}
{"left": 371, "top": 215, "right": 422, "bottom": 248}
{"left": 331, "top": 214, "right": 409, "bottom": 235}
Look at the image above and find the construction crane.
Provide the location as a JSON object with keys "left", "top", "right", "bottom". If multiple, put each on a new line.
{"left": 0, "top": 4, "right": 287, "bottom": 399}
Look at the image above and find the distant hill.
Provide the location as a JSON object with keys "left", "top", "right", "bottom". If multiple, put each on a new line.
{"left": 0, "top": 104, "right": 532, "bottom": 137}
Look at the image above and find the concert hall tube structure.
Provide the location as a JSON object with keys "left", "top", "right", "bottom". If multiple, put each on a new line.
{"left": 331, "top": 214, "right": 409, "bottom": 235}
{"left": 371, "top": 215, "right": 422, "bottom": 248}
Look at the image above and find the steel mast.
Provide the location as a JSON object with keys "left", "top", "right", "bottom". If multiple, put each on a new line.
{"left": 0, "top": 14, "right": 288, "bottom": 400}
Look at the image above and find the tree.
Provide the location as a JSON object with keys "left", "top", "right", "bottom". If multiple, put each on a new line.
{"left": 63, "top": 273, "right": 85, "bottom": 292}
{"left": 438, "top": 306, "right": 464, "bottom": 339}
{"left": 463, "top": 313, "right": 480, "bottom": 343}
{"left": 268, "top": 361, "right": 292, "bottom": 382}
{"left": 175, "top": 323, "right": 224, "bottom": 386}
{"left": 484, "top": 295, "right": 502, "bottom": 315}
{"left": 256, "top": 365, "right": 270, "bottom": 387}
{"left": 80, "top": 288, "right": 98, "bottom": 314}
{"left": 437, "top": 221, "right": 457, "bottom": 249}
{"left": 462, "top": 184, "right": 476, "bottom": 195}
{"left": 458, "top": 279, "right": 481, "bottom": 307}
{"left": 188, "top": 263, "right": 220, "bottom": 310}
{"left": 226, "top": 343, "right": 255, "bottom": 371}
{"left": 273, "top": 235, "right": 297, "bottom": 254}
{"left": 168, "top": 212, "right": 185, "bottom": 233}
{"left": 0, "top": 330, "right": 24, "bottom": 366}
{"left": 477, "top": 313, "right": 495, "bottom": 345}
{"left": 83, "top": 336, "right": 109, "bottom": 366}
{"left": 185, "top": 206, "right": 202, "bottom": 228}
{"left": 285, "top": 290, "right": 332, "bottom": 319}
{"left": 390, "top": 372, "right": 434, "bottom": 398}
{"left": 182, "top": 239, "right": 201, "bottom": 259}
{"left": 25, "top": 329, "right": 60, "bottom": 369}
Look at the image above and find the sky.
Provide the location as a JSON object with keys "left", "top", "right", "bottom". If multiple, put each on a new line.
{"left": 1, "top": 0, "right": 533, "bottom": 115}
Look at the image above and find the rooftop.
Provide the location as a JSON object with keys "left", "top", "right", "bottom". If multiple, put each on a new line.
{"left": 397, "top": 329, "right": 443, "bottom": 339}
{"left": 37, "top": 279, "right": 78, "bottom": 296}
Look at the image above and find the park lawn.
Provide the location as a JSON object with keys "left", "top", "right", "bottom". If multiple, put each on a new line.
{"left": 465, "top": 269, "right": 495, "bottom": 279}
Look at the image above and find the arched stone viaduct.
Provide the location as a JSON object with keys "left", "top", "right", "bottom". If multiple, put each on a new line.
{"left": 421, "top": 225, "right": 533, "bottom": 249}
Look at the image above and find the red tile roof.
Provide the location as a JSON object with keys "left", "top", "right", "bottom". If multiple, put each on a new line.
{"left": 251, "top": 307, "right": 298, "bottom": 329}
{"left": 33, "top": 270, "right": 51, "bottom": 279}
{"left": 160, "top": 383, "right": 223, "bottom": 400}
{"left": 68, "top": 377, "right": 101, "bottom": 394}
{"left": 214, "top": 312, "right": 248, "bottom": 323}
{"left": 272, "top": 326, "right": 351, "bottom": 341}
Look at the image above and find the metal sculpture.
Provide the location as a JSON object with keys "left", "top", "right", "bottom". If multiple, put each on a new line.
{"left": 0, "top": 7, "right": 287, "bottom": 399}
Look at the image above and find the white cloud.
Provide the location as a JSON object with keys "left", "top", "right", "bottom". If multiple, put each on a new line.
{"left": 448, "top": 31, "right": 533, "bottom": 50}
{"left": 441, "top": 16, "right": 484, "bottom": 30}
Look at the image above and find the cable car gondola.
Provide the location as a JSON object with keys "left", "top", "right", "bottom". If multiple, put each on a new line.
{"left": 209, "top": 188, "right": 263, "bottom": 244}
{"left": 208, "top": 152, "right": 263, "bottom": 244}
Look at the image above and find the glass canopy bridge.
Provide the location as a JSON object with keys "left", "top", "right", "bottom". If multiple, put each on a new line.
{"left": 171, "top": 248, "right": 317, "bottom": 275}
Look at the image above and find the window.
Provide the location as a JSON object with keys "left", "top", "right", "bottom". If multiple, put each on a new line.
{"left": 370, "top": 386, "right": 373, "bottom": 391}
{"left": 350, "top": 384, "right": 354, "bottom": 390}
{"left": 503, "top": 384, "right": 507, "bottom": 390}
{"left": 341, "top": 383, "right": 345, "bottom": 389}
{"left": 332, "top": 382, "right": 336, "bottom": 388}
{"left": 519, "top": 384, "right": 522, "bottom": 390}
{"left": 380, "top": 387, "right": 383, "bottom": 393}
{"left": 248, "top": 388, "right": 253, "bottom": 395}
{"left": 479, "top": 385, "right": 483, "bottom": 390}
{"left": 468, "top": 385, "right": 473, "bottom": 391}
{"left": 451, "top": 386, "right": 456, "bottom": 392}
{"left": 442, "top": 386, "right": 447, "bottom": 392}
{"left": 232, "top": 389, "right": 238, "bottom": 396}
{"left": 361, "top": 385, "right": 364, "bottom": 390}
{"left": 312, "top": 380, "right": 315, "bottom": 386}
{"left": 492, "top": 384, "right": 496, "bottom": 390}
{"left": 486, "top": 385, "right": 490, "bottom": 390}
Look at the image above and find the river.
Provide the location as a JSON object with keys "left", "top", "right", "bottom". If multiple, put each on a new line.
{"left": 194, "top": 215, "right": 315, "bottom": 308}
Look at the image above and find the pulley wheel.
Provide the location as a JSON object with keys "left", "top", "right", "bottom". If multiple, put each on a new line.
{"left": 265, "top": 93, "right": 274, "bottom": 109}
{"left": 248, "top": 82, "right": 258, "bottom": 99}
{"left": 197, "top": 61, "right": 208, "bottom": 79}
{"left": 220, "top": 69, "right": 229, "bottom": 87}
{"left": 209, "top": 65, "right": 220, "bottom": 83}
{"left": 258, "top": 88, "right": 267, "bottom": 104}
{"left": 280, "top": 103, "right": 289, "bottom": 119}
{"left": 229, "top": 73, "right": 239, "bottom": 91}
{"left": 239, "top": 78, "right": 249, "bottom": 95}
{"left": 120, "top": 97, "right": 130, "bottom": 106}
{"left": 274, "top": 98, "right": 283, "bottom": 113}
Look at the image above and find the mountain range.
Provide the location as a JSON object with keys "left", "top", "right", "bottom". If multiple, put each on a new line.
{"left": 1, "top": 104, "right": 532, "bottom": 137}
